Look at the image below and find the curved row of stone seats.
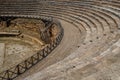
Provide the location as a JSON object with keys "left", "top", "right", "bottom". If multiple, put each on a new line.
{"left": 0, "top": 1, "right": 40, "bottom": 15}
{"left": 56, "top": 0, "right": 119, "bottom": 29}
{"left": 36, "top": 5, "right": 116, "bottom": 42}
{"left": 38, "top": 11, "right": 95, "bottom": 42}
{"left": 43, "top": 8, "right": 103, "bottom": 31}
{"left": 42, "top": 1, "right": 117, "bottom": 31}
{"left": 69, "top": 4, "right": 118, "bottom": 43}
{"left": 77, "top": 5, "right": 118, "bottom": 34}
{"left": 69, "top": 2, "right": 119, "bottom": 28}
{"left": 40, "top": 9, "right": 94, "bottom": 32}
{"left": 74, "top": 0, "right": 118, "bottom": 47}
{"left": 46, "top": 3, "right": 109, "bottom": 37}
{"left": 79, "top": 1, "right": 120, "bottom": 28}
{"left": 38, "top": 9, "right": 101, "bottom": 42}
{"left": 43, "top": 7, "right": 101, "bottom": 31}
{"left": 39, "top": 8, "right": 95, "bottom": 33}
{"left": 64, "top": 5, "right": 116, "bottom": 30}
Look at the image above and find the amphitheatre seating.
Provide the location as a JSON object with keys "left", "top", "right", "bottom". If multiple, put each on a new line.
{"left": 0, "top": 0, "right": 120, "bottom": 80}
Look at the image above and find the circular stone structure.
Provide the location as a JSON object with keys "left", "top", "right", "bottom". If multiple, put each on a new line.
{"left": 1, "top": 0, "right": 120, "bottom": 80}
{"left": 0, "top": 16, "right": 63, "bottom": 80}
{"left": 0, "top": 18, "right": 46, "bottom": 72}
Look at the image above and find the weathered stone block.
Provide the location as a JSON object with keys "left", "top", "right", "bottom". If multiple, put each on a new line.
{"left": 0, "top": 43, "right": 5, "bottom": 66}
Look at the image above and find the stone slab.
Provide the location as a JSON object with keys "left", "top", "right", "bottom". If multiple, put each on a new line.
{"left": 0, "top": 43, "right": 5, "bottom": 66}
